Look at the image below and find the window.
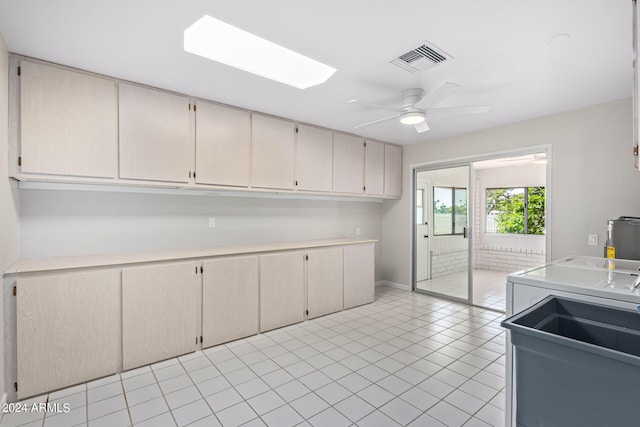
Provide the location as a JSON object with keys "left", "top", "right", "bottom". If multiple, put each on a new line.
{"left": 485, "top": 187, "right": 545, "bottom": 235}
{"left": 433, "top": 187, "right": 467, "bottom": 235}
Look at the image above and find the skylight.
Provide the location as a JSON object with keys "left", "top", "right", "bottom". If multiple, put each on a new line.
{"left": 184, "top": 15, "right": 336, "bottom": 89}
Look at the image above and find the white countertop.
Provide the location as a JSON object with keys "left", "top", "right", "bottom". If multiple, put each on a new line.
{"left": 4, "top": 238, "right": 377, "bottom": 276}
{"left": 507, "top": 255, "right": 640, "bottom": 302}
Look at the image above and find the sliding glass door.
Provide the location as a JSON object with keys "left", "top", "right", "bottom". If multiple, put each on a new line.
{"left": 414, "top": 165, "right": 471, "bottom": 303}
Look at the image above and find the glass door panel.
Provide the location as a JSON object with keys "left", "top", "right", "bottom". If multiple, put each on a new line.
{"left": 414, "top": 166, "right": 470, "bottom": 303}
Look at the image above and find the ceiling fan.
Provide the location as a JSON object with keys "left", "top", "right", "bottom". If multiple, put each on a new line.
{"left": 350, "top": 82, "right": 491, "bottom": 133}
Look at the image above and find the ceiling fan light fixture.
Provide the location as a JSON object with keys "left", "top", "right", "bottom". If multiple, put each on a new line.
{"left": 399, "top": 111, "right": 426, "bottom": 125}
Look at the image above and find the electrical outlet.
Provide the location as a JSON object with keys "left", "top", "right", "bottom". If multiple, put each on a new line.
{"left": 208, "top": 218, "right": 216, "bottom": 228}
{"left": 588, "top": 234, "right": 598, "bottom": 246}
{"left": 356, "top": 227, "right": 361, "bottom": 236}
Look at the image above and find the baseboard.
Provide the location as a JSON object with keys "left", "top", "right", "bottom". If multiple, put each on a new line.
{"left": 376, "top": 280, "right": 410, "bottom": 291}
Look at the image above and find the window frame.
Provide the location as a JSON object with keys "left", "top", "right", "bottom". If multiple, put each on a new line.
{"left": 416, "top": 189, "right": 424, "bottom": 225}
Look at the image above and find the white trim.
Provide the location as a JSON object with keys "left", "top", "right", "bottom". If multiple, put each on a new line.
{"left": 376, "top": 280, "right": 410, "bottom": 290}
{"left": 0, "top": 392, "right": 6, "bottom": 406}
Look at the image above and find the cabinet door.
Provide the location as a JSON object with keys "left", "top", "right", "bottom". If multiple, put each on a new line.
{"left": 364, "top": 140, "right": 384, "bottom": 196}
{"left": 307, "top": 248, "right": 344, "bottom": 319}
{"left": 333, "top": 132, "right": 364, "bottom": 194}
{"left": 296, "top": 125, "right": 333, "bottom": 192}
{"left": 122, "top": 262, "right": 198, "bottom": 370}
{"left": 260, "top": 251, "right": 304, "bottom": 332}
{"left": 384, "top": 144, "right": 402, "bottom": 197}
{"left": 20, "top": 61, "right": 118, "bottom": 178}
{"left": 202, "top": 256, "right": 259, "bottom": 347}
{"left": 17, "top": 270, "right": 121, "bottom": 398}
{"left": 251, "top": 114, "right": 295, "bottom": 190}
{"left": 119, "top": 83, "right": 194, "bottom": 183}
{"left": 196, "top": 101, "right": 251, "bottom": 187}
{"left": 344, "top": 243, "right": 375, "bottom": 309}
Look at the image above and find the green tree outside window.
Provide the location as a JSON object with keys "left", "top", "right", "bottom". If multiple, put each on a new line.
{"left": 486, "top": 187, "right": 545, "bottom": 235}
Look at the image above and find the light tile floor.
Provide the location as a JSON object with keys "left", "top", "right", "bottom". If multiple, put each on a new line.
{"left": 1, "top": 286, "right": 506, "bottom": 427}
{"left": 472, "top": 271, "right": 507, "bottom": 312}
{"left": 417, "top": 269, "right": 507, "bottom": 312}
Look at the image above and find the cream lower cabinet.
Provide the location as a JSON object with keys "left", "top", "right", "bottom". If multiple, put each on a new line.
{"left": 307, "top": 248, "right": 344, "bottom": 319}
{"left": 344, "top": 243, "right": 375, "bottom": 309}
{"left": 202, "top": 256, "right": 259, "bottom": 347}
{"left": 260, "top": 251, "right": 305, "bottom": 332}
{"left": 122, "top": 261, "right": 198, "bottom": 370}
{"left": 16, "top": 269, "right": 121, "bottom": 399}
{"left": 10, "top": 240, "right": 376, "bottom": 399}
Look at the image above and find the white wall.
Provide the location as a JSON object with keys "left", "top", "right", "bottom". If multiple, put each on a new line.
{"left": 382, "top": 98, "right": 640, "bottom": 287}
{"left": 0, "top": 33, "right": 19, "bottom": 403}
{"left": 19, "top": 190, "right": 384, "bottom": 279}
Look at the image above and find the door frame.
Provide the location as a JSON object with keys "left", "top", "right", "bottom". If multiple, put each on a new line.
{"left": 415, "top": 181, "right": 431, "bottom": 282}
{"left": 410, "top": 145, "right": 552, "bottom": 305}
{"left": 413, "top": 163, "right": 473, "bottom": 304}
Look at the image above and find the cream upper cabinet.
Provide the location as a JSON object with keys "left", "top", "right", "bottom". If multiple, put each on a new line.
{"left": 251, "top": 114, "right": 296, "bottom": 190}
{"left": 19, "top": 60, "right": 118, "bottom": 178}
{"left": 122, "top": 261, "right": 198, "bottom": 370}
{"left": 344, "top": 243, "right": 375, "bottom": 309}
{"left": 195, "top": 101, "right": 251, "bottom": 187}
{"left": 384, "top": 144, "right": 402, "bottom": 197}
{"left": 259, "top": 251, "right": 305, "bottom": 332}
{"left": 119, "top": 83, "right": 194, "bottom": 183}
{"left": 202, "top": 256, "right": 259, "bottom": 347}
{"left": 306, "top": 248, "right": 344, "bottom": 319}
{"left": 16, "top": 269, "right": 121, "bottom": 398}
{"left": 333, "top": 132, "right": 365, "bottom": 194}
{"left": 364, "top": 140, "right": 384, "bottom": 196}
{"left": 296, "top": 124, "right": 333, "bottom": 192}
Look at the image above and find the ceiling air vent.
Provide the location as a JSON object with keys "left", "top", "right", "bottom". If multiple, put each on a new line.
{"left": 390, "top": 41, "right": 452, "bottom": 73}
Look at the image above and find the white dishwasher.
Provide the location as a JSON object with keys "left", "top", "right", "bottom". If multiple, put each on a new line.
{"left": 505, "top": 256, "right": 640, "bottom": 427}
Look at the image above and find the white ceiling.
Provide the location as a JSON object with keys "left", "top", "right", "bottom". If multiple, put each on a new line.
{"left": 0, "top": 0, "right": 632, "bottom": 145}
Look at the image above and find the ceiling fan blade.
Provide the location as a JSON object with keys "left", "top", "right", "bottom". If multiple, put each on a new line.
{"left": 348, "top": 99, "right": 399, "bottom": 113}
{"left": 425, "top": 105, "right": 491, "bottom": 116}
{"left": 354, "top": 113, "right": 401, "bottom": 129}
{"left": 414, "top": 82, "right": 462, "bottom": 110}
{"left": 414, "top": 121, "right": 430, "bottom": 133}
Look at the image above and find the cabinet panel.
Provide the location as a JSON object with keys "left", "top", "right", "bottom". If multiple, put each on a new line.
{"left": 17, "top": 270, "right": 121, "bottom": 398}
{"left": 307, "top": 248, "right": 344, "bottom": 319}
{"left": 195, "top": 101, "right": 251, "bottom": 187}
{"left": 122, "top": 262, "right": 197, "bottom": 370}
{"left": 260, "top": 251, "right": 305, "bottom": 332}
{"left": 344, "top": 243, "right": 375, "bottom": 309}
{"left": 20, "top": 61, "right": 118, "bottom": 178}
{"left": 202, "top": 256, "right": 259, "bottom": 347}
{"left": 384, "top": 144, "right": 402, "bottom": 197}
{"left": 364, "top": 140, "right": 384, "bottom": 196}
{"left": 119, "top": 83, "right": 194, "bottom": 183}
{"left": 251, "top": 114, "right": 295, "bottom": 190}
{"left": 333, "top": 132, "right": 364, "bottom": 194}
{"left": 296, "top": 125, "right": 333, "bottom": 192}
